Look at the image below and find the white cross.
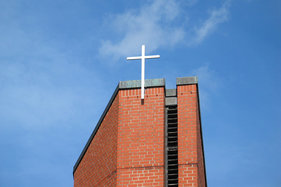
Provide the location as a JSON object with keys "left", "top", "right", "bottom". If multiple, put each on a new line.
{"left": 126, "top": 45, "right": 160, "bottom": 99}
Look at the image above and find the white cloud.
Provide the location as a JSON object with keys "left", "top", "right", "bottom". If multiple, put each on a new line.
{"left": 99, "top": 0, "right": 185, "bottom": 61}
{"left": 192, "top": 1, "right": 231, "bottom": 45}
{"left": 99, "top": 0, "right": 231, "bottom": 61}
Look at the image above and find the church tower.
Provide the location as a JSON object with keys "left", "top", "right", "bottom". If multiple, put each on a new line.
{"left": 73, "top": 76, "right": 207, "bottom": 186}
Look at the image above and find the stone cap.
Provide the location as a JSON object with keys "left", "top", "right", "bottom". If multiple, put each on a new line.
{"left": 119, "top": 78, "right": 165, "bottom": 89}
{"left": 176, "top": 76, "right": 198, "bottom": 85}
{"left": 166, "top": 89, "right": 176, "bottom": 97}
{"left": 165, "top": 97, "right": 177, "bottom": 106}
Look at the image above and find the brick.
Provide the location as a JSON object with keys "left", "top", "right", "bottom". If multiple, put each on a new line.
{"left": 74, "top": 78, "right": 206, "bottom": 186}
{"left": 177, "top": 84, "right": 206, "bottom": 187}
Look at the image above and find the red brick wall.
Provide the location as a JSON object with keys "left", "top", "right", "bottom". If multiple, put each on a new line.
{"left": 74, "top": 80, "right": 206, "bottom": 186}
{"left": 74, "top": 94, "right": 119, "bottom": 187}
{"left": 117, "top": 87, "right": 165, "bottom": 186}
{"left": 177, "top": 84, "right": 206, "bottom": 187}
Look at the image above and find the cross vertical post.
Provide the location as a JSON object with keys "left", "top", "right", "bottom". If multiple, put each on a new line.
{"left": 126, "top": 45, "right": 160, "bottom": 100}
{"left": 141, "top": 45, "right": 145, "bottom": 99}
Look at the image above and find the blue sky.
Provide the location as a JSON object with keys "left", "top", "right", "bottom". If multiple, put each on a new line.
{"left": 0, "top": 0, "right": 280, "bottom": 186}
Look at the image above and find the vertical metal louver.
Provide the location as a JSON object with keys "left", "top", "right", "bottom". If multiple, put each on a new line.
{"left": 165, "top": 89, "right": 178, "bottom": 187}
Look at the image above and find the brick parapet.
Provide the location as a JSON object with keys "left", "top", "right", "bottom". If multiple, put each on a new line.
{"left": 117, "top": 87, "right": 165, "bottom": 186}
{"left": 177, "top": 83, "right": 206, "bottom": 187}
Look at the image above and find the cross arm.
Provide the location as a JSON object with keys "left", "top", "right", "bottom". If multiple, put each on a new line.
{"left": 127, "top": 56, "right": 142, "bottom": 60}
{"left": 145, "top": 55, "right": 160, "bottom": 59}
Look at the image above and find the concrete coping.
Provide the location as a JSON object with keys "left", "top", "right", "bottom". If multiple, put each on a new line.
{"left": 165, "top": 97, "right": 177, "bottom": 106}
{"left": 166, "top": 89, "right": 177, "bottom": 97}
{"left": 176, "top": 76, "right": 198, "bottom": 85}
{"left": 119, "top": 78, "right": 165, "bottom": 89}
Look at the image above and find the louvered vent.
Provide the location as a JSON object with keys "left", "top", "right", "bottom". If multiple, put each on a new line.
{"left": 165, "top": 89, "right": 178, "bottom": 187}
